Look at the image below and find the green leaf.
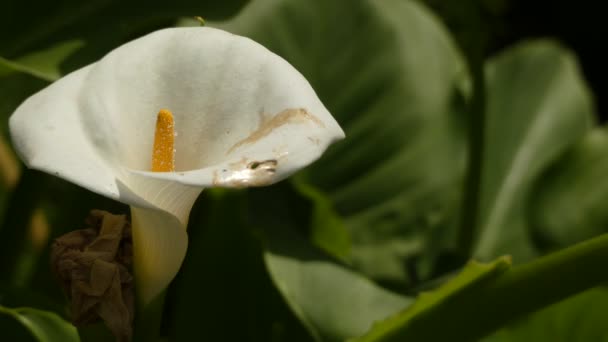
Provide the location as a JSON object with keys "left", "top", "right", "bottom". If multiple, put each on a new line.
{"left": 249, "top": 185, "right": 411, "bottom": 342}
{"left": 472, "top": 40, "right": 595, "bottom": 261}
{"left": 263, "top": 227, "right": 411, "bottom": 342}
{"left": 170, "top": 185, "right": 410, "bottom": 342}
{"left": 219, "top": 0, "right": 468, "bottom": 288}
{"left": 0, "top": 59, "right": 15, "bottom": 77}
{"left": 0, "top": 306, "right": 79, "bottom": 342}
{"left": 353, "top": 257, "right": 511, "bottom": 342}
{"left": 0, "top": 0, "right": 249, "bottom": 56}
{"left": 352, "top": 232, "right": 608, "bottom": 341}
{"left": 530, "top": 128, "right": 608, "bottom": 250}
{"left": 0, "top": 40, "right": 84, "bottom": 81}
{"left": 293, "top": 181, "right": 351, "bottom": 261}
{"left": 167, "top": 189, "right": 312, "bottom": 342}
{"left": 0, "top": 0, "right": 250, "bottom": 83}
{"left": 483, "top": 287, "right": 608, "bottom": 342}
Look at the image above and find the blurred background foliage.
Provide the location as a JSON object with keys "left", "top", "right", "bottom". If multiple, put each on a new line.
{"left": 1, "top": 0, "right": 608, "bottom": 341}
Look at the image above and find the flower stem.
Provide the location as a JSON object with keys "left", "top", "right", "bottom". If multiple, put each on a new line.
{"left": 133, "top": 291, "right": 166, "bottom": 342}
{"left": 457, "top": 22, "right": 487, "bottom": 257}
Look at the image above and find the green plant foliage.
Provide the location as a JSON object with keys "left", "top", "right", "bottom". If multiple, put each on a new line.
{"left": 484, "top": 287, "right": 608, "bottom": 342}
{"left": 530, "top": 128, "right": 608, "bottom": 249}
{"left": 348, "top": 230, "right": 608, "bottom": 341}
{"left": 472, "top": 40, "right": 595, "bottom": 261}
{"left": 166, "top": 189, "right": 314, "bottom": 342}
{"left": 0, "top": 41, "right": 84, "bottom": 81}
{"left": 352, "top": 257, "right": 511, "bottom": 341}
{"left": 293, "top": 181, "right": 351, "bottom": 261}
{"left": 251, "top": 185, "right": 411, "bottom": 341}
{"left": 0, "top": 0, "right": 250, "bottom": 65}
{"left": 216, "top": 0, "right": 468, "bottom": 288}
{"left": 263, "top": 239, "right": 409, "bottom": 341}
{"left": 1, "top": 0, "right": 608, "bottom": 341}
{"left": 169, "top": 185, "right": 412, "bottom": 342}
{"left": 0, "top": 306, "right": 79, "bottom": 342}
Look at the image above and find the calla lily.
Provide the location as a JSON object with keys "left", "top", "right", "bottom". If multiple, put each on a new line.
{"left": 9, "top": 27, "right": 344, "bottom": 304}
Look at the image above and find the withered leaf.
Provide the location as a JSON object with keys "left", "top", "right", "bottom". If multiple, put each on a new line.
{"left": 52, "top": 210, "right": 134, "bottom": 342}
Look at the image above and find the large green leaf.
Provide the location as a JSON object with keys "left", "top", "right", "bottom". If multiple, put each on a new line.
{"left": 250, "top": 185, "right": 411, "bottom": 341}
{"left": 348, "top": 230, "right": 608, "bottom": 341}
{"left": 217, "top": 0, "right": 468, "bottom": 288}
{"left": 263, "top": 241, "right": 410, "bottom": 342}
{"left": 530, "top": 128, "right": 608, "bottom": 250}
{"left": 483, "top": 287, "right": 608, "bottom": 342}
{"left": 0, "top": 306, "right": 79, "bottom": 342}
{"left": 353, "top": 257, "right": 511, "bottom": 342}
{"left": 472, "top": 40, "right": 595, "bottom": 261}
{"left": 169, "top": 182, "right": 412, "bottom": 341}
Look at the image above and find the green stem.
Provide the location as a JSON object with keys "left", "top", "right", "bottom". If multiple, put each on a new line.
{"left": 133, "top": 291, "right": 166, "bottom": 342}
{"left": 458, "top": 50, "right": 486, "bottom": 256}
{"left": 366, "top": 233, "right": 608, "bottom": 341}
{"left": 456, "top": 3, "right": 488, "bottom": 257}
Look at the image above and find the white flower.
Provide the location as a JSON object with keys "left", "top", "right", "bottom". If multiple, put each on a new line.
{"left": 9, "top": 27, "right": 344, "bottom": 304}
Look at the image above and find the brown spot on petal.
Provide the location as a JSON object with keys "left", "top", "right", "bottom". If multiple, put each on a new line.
{"left": 51, "top": 210, "right": 134, "bottom": 342}
{"left": 227, "top": 108, "right": 324, "bottom": 154}
{"left": 307, "top": 137, "right": 321, "bottom": 146}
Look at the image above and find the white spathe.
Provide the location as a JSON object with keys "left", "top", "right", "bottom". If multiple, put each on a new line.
{"left": 9, "top": 27, "right": 344, "bottom": 304}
